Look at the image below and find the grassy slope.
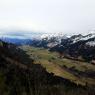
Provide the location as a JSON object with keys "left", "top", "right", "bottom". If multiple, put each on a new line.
{"left": 20, "top": 45, "right": 95, "bottom": 86}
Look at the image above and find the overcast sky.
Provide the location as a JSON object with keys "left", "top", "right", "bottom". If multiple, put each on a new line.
{"left": 0, "top": 0, "right": 95, "bottom": 34}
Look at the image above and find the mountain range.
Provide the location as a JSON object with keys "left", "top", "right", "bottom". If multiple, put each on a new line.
{"left": 1, "top": 32, "right": 95, "bottom": 62}
{"left": 28, "top": 32, "right": 95, "bottom": 62}
{"left": 0, "top": 31, "right": 95, "bottom": 95}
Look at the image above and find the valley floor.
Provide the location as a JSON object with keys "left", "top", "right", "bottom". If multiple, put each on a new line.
{"left": 20, "top": 45, "right": 95, "bottom": 86}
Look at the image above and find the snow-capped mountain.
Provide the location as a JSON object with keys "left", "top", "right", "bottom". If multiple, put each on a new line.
{"left": 39, "top": 31, "right": 95, "bottom": 47}
{"left": 0, "top": 30, "right": 95, "bottom": 48}
{"left": 37, "top": 32, "right": 95, "bottom": 48}
{"left": 48, "top": 32, "right": 95, "bottom": 62}
{"left": 41, "top": 32, "right": 68, "bottom": 42}
{"left": 71, "top": 33, "right": 95, "bottom": 44}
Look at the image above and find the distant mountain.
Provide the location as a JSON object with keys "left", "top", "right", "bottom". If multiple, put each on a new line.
{"left": 0, "top": 30, "right": 43, "bottom": 39}
{"left": 1, "top": 37, "right": 33, "bottom": 45}
{"left": 0, "top": 30, "right": 43, "bottom": 44}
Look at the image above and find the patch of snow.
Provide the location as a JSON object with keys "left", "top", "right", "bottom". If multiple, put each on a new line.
{"left": 86, "top": 41, "right": 95, "bottom": 46}
{"left": 72, "top": 33, "right": 95, "bottom": 43}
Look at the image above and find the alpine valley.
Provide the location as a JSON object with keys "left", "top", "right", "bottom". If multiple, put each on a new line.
{"left": 0, "top": 31, "right": 95, "bottom": 95}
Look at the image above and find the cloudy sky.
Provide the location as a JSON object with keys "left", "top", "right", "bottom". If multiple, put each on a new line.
{"left": 0, "top": 0, "right": 95, "bottom": 34}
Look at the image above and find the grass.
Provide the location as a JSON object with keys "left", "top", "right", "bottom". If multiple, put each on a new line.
{"left": 20, "top": 45, "right": 95, "bottom": 86}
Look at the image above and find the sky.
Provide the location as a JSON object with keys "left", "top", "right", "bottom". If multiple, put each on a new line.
{"left": 0, "top": 0, "right": 95, "bottom": 35}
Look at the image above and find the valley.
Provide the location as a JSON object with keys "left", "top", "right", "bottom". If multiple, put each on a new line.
{"left": 0, "top": 0, "right": 95, "bottom": 94}
{"left": 20, "top": 45, "right": 95, "bottom": 86}
{"left": 0, "top": 32, "right": 95, "bottom": 95}
{"left": 1, "top": 40, "right": 95, "bottom": 95}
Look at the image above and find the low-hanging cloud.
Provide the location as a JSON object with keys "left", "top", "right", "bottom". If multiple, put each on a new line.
{"left": 0, "top": 0, "right": 95, "bottom": 34}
